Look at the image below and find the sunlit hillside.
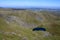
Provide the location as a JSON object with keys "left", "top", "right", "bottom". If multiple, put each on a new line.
{"left": 0, "top": 8, "right": 60, "bottom": 40}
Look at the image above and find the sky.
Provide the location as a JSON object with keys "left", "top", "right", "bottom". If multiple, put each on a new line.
{"left": 0, "top": 0, "right": 60, "bottom": 8}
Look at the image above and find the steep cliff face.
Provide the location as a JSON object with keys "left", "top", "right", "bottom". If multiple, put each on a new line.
{"left": 0, "top": 9, "right": 60, "bottom": 40}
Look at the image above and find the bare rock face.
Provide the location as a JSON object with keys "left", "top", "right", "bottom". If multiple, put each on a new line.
{"left": 42, "top": 31, "right": 52, "bottom": 37}
{"left": 11, "top": 32, "right": 16, "bottom": 35}
{"left": 2, "top": 39, "right": 5, "bottom": 40}
{"left": 22, "top": 37, "right": 28, "bottom": 40}
{"left": 5, "top": 15, "right": 37, "bottom": 28}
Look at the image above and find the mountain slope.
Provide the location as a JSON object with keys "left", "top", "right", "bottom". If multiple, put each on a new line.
{"left": 0, "top": 9, "right": 60, "bottom": 40}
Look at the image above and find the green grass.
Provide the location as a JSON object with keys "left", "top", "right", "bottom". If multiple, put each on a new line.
{"left": 0, "top": 9, "right": 60, "bottom": 40}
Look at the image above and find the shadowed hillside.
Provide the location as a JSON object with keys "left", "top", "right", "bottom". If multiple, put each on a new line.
{"left": 0, "top": 8, "right": 60, "bottom": 40}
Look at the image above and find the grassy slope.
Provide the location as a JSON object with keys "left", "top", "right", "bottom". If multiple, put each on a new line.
{"left": 0, "top": 9, "right": 60, "bottom": 40}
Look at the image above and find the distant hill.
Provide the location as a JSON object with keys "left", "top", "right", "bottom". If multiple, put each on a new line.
{"left": 0, "top": 7, "right": 60, "bottom": 11}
